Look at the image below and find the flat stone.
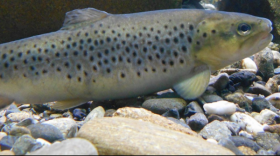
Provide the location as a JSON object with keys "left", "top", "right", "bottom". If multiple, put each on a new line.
{"left": 2, "top": 123, "right": 17, "bottom": 134}
{"left": 11, "top": 135, "right": 38, "bottom": 155}
{"left": 183, "top": 101, "right": 204, "bottom": 117}
{"left": 209, "top": 73, "right": 230, "bottom": 91}
{"left": 7, "top": 112, "right": 33, "bottom": 123}
{"left": 230, "top": 136, "right": 262, "bottom": 152}
{"left": 77, "top": 117, "right": 234, "bottom": 155}
{"left": 28, "top": 138, "right": 98, "bottom": 155}
{"left": 5, "top": 104, "right": 20, "bottom": 116}
{"left": 84, "top": 106, "right": 105, "bottom": 123}
{"left": 266, "top": 78, "right": 278, "bottom": 93}
{"left": 238, "top": 146, "right": 257, "bottom": 155}
{"left": 162, "top": 108, "right": 180, "bottom": 119}
{"left": 201, "top": 94, "right": 223, "bottom": 103}
{"left": 252, "top": 97, "right": 271, "bottom": 112}
{"left": 229, "top": 71, "right": 257, "bottom": 87}
{"left": 27, "top": 123, "right": 64, "bottom": 143}
{"left": 266, "top": 93, "right": 280, "bottom": 109}
{"left": 248, "top": 82, "right": 272, "bottom": 97}
{"left": 142, "top": 98, "right": 186, "bottom": 114}
{"left": 113, "top": 107, "right": 197, "bottom": 136}
{"left": 218, "top": 138, "right": 244, "bottom": 155}
{"left": 199, "top": 120, "right": 232, "bottom": 141}
{"left": 0, "top": 135, "right": 19, "bottom": 150}
{"left": 43, "top": 118, "right": 78, "bottom": 138}
{"left": 16, "top": 118, "right": 38, "bottom": 127}
{"left": 208, "top": 114, "right": 226, "bottom": 122}
{"left": 255, "top": 132, "right": 280, "bottom": 150}
{"left": 187, "top": 113, "right": 208, "bottom": 131}
{"left": 9, "top": 126, "right": 31, "bottom": 136}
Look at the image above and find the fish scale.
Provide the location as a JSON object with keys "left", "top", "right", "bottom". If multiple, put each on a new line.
{"left": 0, "top": 8, "right": 273, "bottom": 109}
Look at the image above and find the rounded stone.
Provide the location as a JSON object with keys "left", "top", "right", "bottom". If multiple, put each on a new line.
{"left": 248, "top": 82, "right": 272, "bottom": 97}
{"left": 42, "top": 118, "right": 78, "bottom": 138}
{"left": 11, "top": 135, "right": 38, "bottom": 155}
{"left": 72, "top": 108, "right": 87, "bottom": 121}
{"left": 183, "top": 101, "right": 204, "bottom": 117}
{"left": 218, "top": 138, "right": 244, "bottom": 155}
{"left": 187, "top": 113, "right": 208, "bottom": 131}
{"left": 84, "top": 106, "right": 105, "bottom": 123}
{"left": 201, "top": 94, "right": 223, "bottom": 103}
{"left": 254, "top": 47, "right": 275, "bottom": 81}
{"left": 104, "top": 109, "right": 116, "bottom": 117}
{"left": 224, "top": 92, "right": 252, "bottom": 112}
{"left": 9, "top": 126, "right": 31, "bottom": 136}
{"left": 255, "top": 132, "right": 280, "bottom": 150}
{"left": 16, "top": 118, "right": 38, "bottom": 127}
{"left": 142, "top": 98, "right": 186, "bottom": 115}
{"left": 209, "top": 73, "right": 230, "bottom": 91}
{"left": 230, "top": 136, "right": 261, "bottom": 152}
{"left": 27, "top": 123, "right": 64, "bottom": 143}
{"left": 0, "top": 135, "right": 19, "bottom": 150}
{"left": 28, "top": 138, "right": 98, "bottom": 155}
{"left": 199, "top": 120, "right": 232, "bottom": 142}
{"left": 5, "top": 104, "right": 20, "bottom": 116}
{"left": 7, "top": 112, "right": 33, "bottom": 123}
{"left": 229, "top": 71, "right": 257, "bottom": 87}
{"left": 252, "top": 97, "right": 271, "bottom": 112}
{"left": 77, "top": 117, "right": 234, "bottom": 155}
{"left": 162, "top": 109, "right": 180, "bottom": 119}
{"left": 237, "top": 146, "right": 257, "bottom": 155}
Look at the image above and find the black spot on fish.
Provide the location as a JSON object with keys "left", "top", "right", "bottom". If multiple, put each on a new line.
{"left": 137, "top": 59, "right": 142, "bottom": 65}
{"left": 157, "top": 30, "right": 161, "bottom": 34}
{"left": 188, "top": 37, "right": 192, "bottom": 43}
{"left": 119, "top": 56, "right": 123, "bottom": 62}
{"left": 112, "top": 30, "right": 116, "bottom": 34}
{"left": 94, "top": 40, "right": 99, "bottom": 46}
{"left": 79, "top": 46, "right": 83, "bottom": 50}
{"left": 156, "top": 53, "right": 161, "bottom": 59}
{"left": 104, "top": 59, "right": 109, "bottom": 65}
{"left": 133, "top": 52, "right": 137, "bottom": 57}
{"left": 212, "top": 30, "right": 217, "bottom": 34}
{"left": 26, "top": 50, "right": 31, "bottom": 54}
{"left": 189, "top": 25, "right": 194, "bottom": 31}
{"left": 52, "top": 44, "right": 56, "bottom": 49}
{"left": 143, "top": 27, "right": 147, "bottom": 30}
{"left": 30, "top": 66, "right": 35, "bottom": 71}
{"left": 38, "top": 56, "right": 43, "bottom": 61}
{"left": 55, "top": 53, "right": 60, "bottom": 57}
{"left": 14, "top": 65, "right": 18, "bottom": 70}
{"left": 164, "top": 25, "right": 168, "bottom": 29}
{"left": 98, "top": 61, "right": 102, "bottom": 66}
{"left": 105, "top": 49, "right": 110, "bottom": 55}
{"left": 169, "top": 60, "right": 174, "bottom": 66}
{"left": 102, "top": 30, "right": 106, "bottom": 34}
{"left": 162, "top": 60, "right": 166, "bottom": 65}
{"left": 174, "top": 26, "right": 178, "bottom": 31}
{"left": 127, "top": 58, "right": 131, "bottom": 63}
{"left": 23, "top": 59, "right": 28, "bottom": 64}
{"left": 80, "top": 39, "right": 84, "bottom": 44}
{"left": 10, "top": 57, "right": 15, "bottom": 62}
{"left": 173, "top": 51, "right": 178, "bottom": 57}
{"left": 38, "top": 48, "right": 42, "bottom": 53}
{"left": 106, "top": 68, "right": 111, "bottom": 73}
{"left": 182, "top": 46, "right": 187, "bottom": 52}
{"left": 134, "top": 44, "right": 139, "bottom": 49}
{"left": 114, "top": 37, "right": 118, "bottom": 42}
{"left": 180, "top": 59, "right": 185, "bottom": 64}
{"left": 67, "top": 74, "right": 72, "bottom": 79}
{"left": 100, "top": 40, "right": 104, "bottom": 45}
{"left": 179, "top": 33, "right": 185, "bottom": 39}
{"left": 152, "top": 68, "right": 156, "bottom": 72}
{"left": 93, "top": 66, "right": 98, "bottom": 72}
{"left": 90, "top": 56, "right": 94, "bottom": 62}
{"left": 97, "top": 52, "right": 102, "bottom": 58}
{"left": 143, "top": 47, "right": 148, "bottom": 53}
{"left": 147, "top": 41, "right": 152, "bottom": 46}
{"left": 155, "top": 36, "right": 159, "bottom": 41}
{"left": 94, "top": 30, "right": 98, "bottom": 34}
{"left": 85, "top": 33, "right": 89, "bottom": 37}
{"left": 17, "top": 53, "right": 22, "bottom": 58}
{"left": 87, "top": 38, "right": 92, "bottom": 43}
{"left": 64, "top": 62, "right": 70, "bottom": 68}
{"left": 139, "top": 32, "right": 143, "bottom": 37}
{"left": 78, "top": 77, "right": 82, "bottom": 82}
{"left": 122, "top": 41, "right": 126, "bottom": 45}
{"left": 66, "top": 44, "right": 71, "bottom": 49}
{"left": 77, "top": 64, "right": 82, "bottom": 70}
{"left": 148, "top": 55, "right": 153, "bottom": 61}
{"left": 180, "top": 24, "right": 185, "bottom": 29}
{"left": 137, "top": 72, "right": 141, "bottom": 77}
{"left": 4, "top": 62, "right": 9, "bottom": 68}
{"left": 173, "top": 37, "right": 179, "bottom": 44}
{"left": 150, "top": 28, "right": 154, "bottom": 32}
{"left": 73, "top": 51, "right": 79, "bottom": 56}
{"left": 64, "top": 52, "right": 68, "bottom": 57}
{"left": 35, "top": 72, "right": 39, "bottom": 76}
{"left": 84, "top": 51, "right": 88, "bottom": 57}
{"left": 203, "top": 33, "right": 207, "bottom": 38}
{"left": 125, "top": 47, "right": 130, "bottom": 53}
{"left": 144, "top": 68, "right": 148, "bottom": 72}
{"left": 160, "top": 47, "right": 165, "bottom": 54}
{"left": 68, "top": 37, "right": 72, "bottom": 41}
{"left": 89, "top": 46, "right": 94, "bottom": 51}
{"left": 106, "top": 37, "right": 111, "bottom": 43}
{"left": 152, "top": 45, "right": 157, "bottom": 50}
{"left": 121, "top": 73, "right": 126, "bottom": 78}
{"left": 111, "top": 56, "right": 116, "bottom": 63}
{"left": 163, "top": 68, "right": 167, "bottom": 73}
{"left": 2, "top": 54, "right": 7, "bottom": 59}
{"left": 84, "top": 71, "right": 88, "bottom": 77}
{"left": 197, "top": 29, "right": 200, "bottom": 33}
{"left": 126, "top": 34, "right": 130, "bottom": 38}
{"left": 42, "top": 69, "right": 48, "bottom": 74}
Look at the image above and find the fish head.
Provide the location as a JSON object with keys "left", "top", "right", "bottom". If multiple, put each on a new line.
{"left": 192, "top": 11, "right": 273, "bottom": 71}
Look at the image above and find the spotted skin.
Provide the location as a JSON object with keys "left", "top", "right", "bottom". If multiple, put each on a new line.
{"left": 0, "top": 8, "right": 273, "bottom": 108}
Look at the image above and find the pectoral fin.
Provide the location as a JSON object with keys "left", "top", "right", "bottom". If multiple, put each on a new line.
{"left": 52, "top": 99, "right": 89, "bottom": 110}
{"left": 173, "top": 68, "right": 211, "bottom": 100}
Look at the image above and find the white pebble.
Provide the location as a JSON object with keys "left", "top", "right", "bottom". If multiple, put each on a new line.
{"left": 241, "top": 58, "right": 258, "bottom": 70}
{"left": 207, "top": 138, "right": 218, "bottom": 144}
{"left": 203, "top": 100, "right": 236, "bottom": 115}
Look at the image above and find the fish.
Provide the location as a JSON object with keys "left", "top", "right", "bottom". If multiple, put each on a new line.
{"left": 0, "top": 8, "right": 273, "bottom": 109}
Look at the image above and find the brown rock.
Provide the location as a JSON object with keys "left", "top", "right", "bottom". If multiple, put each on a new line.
{"left": 264, "top": 124, "right": 280, "bottom": 134}
{"left": 77, "top": 117, "right": 234, "bottom": 155}
{"left": 265, "top": 78, "right": 278, "bottom": 93}
{"left": 113, "top": 107, "right": 197, "bottom": 136}
{"left": 237, "top": 146, "right": 256, "bottom": 155}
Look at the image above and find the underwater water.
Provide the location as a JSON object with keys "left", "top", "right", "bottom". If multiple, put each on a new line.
{"left": 0, "top": 0, "right": 279, "bottom": 155}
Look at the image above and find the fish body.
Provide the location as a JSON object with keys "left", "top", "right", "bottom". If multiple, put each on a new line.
{"left": 0, "top": 8, "right": 273, "bottom": 109}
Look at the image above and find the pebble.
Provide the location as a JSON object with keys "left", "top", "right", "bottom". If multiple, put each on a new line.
{"left": 255, "top": 132, "right": 280, "bottom": 150}
{"left": 84, "top": 106, "right": 105, "bottom": 123}
{"left": 230, "top": 112, "right": 264, "bottom": 134}
{"left": 142, "top": 98, "right": 186, "bottom": 115}
{"left": 218, "top": 138, "right": 244, "bottom": 155}
{"left": 28, "top": 138, "right": 98, "bottom": 155}
{"left": 49, "top": 114, "right": 63, "bottom": 119}
{"left": 209, "top": 73, "right": 230, "bottom": 91}
{"left": 266, "top": 93, "right": 280, "bottom": 109}
{"left": 241, "top": 58, "right": 258, "bottom": 70}
{"left": 113, "top": 107, "right": 197, "bottom": 136}
{"left": 224, "top": 92, "right": 252, "bottom": 111}
{"left": 104, "top": 109, "right": 116, "bottom": 117}
{"left": 9, "top": 126, "right": 31, "bottom": 136}
{"left": 229, "top": 71, "right": 257, "bottom": 88}
{"left": 203, "top": 101, "right": 237, "bottom": 115}
{"left": 223, "top": 121, "right": 241, "bottom": 136}
{"left": 16, "top": 118, "right": 38, "bottom": 127}
{"left": 230, "top": 136, "right": 261, "bottom": 152}
{"left": 2, "top": 123, "right": 17, "bottom": 134}
{"left": 72, "top": 108, "right": 87, "bottom": 121}
{"left": 42, "top": 118, "right": 78, "bottom": 138}
{"left": 77, "top": 117, "right": 234, "bottom": 155}
{"left": 265, "top": 78, "right": 278, "bottom": 93}
{"left": 254, "top": 47, "right": 275, "bottom": 81}
{"left": 208, "top": 114, "right": 226, "bottom": 122}
{"left": 201, "top": 94, "right": 223, "bottom": 103}
{"left": 252, "top": 97, "right": 271, "bottom": 112}
{"left": 166, "top": 117, "right": 191, "bottom": 129}
{"left": 183, "top": 101, "right": 203, "bottom": 117}
{"left": 274, "top": 67, "right": 280, "bottom": 74}
{"left": 238, "top": 146, "right": 257, "bottom": 155}
{"left": 199, "top": 120, "right": 232, "bottom": 141}
{"left": 0, "top": 132, "right": 7, "bottom": 141}
{"left": 7, "top": 112, "right": 33, "bottom": 123}
{"left": 251, "top": 109, "right": 278, "bottom": 125}
{"left": 5, "top": 104, "right": 20, "bottom": 116}
{"left": 162, "top": 108, "right": 180, "bottom": 119}
{"left": 187, "top": 113, "right": 208, "bottom": 131}
{"left": 27, "top": 123, "right": 64, "bottom": 143}
{"left": 11, "top": 135, "right": 38, "bottom": 155}
{"left": 248, "top": 82, "right": 272, "bottom": 97}
{"left": 239, "top": 130, "right": 254, "bottom": 140}
{"left": 0, "top": 135, "right": 19, "bottom": 150}
{"left": 264, "top": 124, "right": 280, "bottom": 134}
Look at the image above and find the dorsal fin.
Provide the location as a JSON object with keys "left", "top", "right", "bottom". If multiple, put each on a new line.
{"left": 61, "top": 8, "right": 109, "bottom": 30}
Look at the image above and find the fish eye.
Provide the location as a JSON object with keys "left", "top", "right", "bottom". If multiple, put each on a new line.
{"left": 237, "top": 23, "right": 251, "bottom": 36}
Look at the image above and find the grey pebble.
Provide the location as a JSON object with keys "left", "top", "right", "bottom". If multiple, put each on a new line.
{"left": 274, "top": 67, "right": 280, "bottom": 74}
{"left": 5, "top": 104, "right": 20, "bottom": 116}
{"left": 42, "top": 118, "right": 78, "bottom": 139}
{"left": 11, "top": 135, "right": 39, "bottom": 155}
{"left": 183, "top": 101, "right": 203, "bottom": 117}
{"left": 229, "top": 71, "right": 257, "bottom": 88}
{"left": 142, "top": 98, "right": 186, "bottom": 115}
{"left": 223, "top": 121, "right": 241, "bottom": 136}
{"left": 7, "top": 112, "right": 33, "bottom": 123}
{"left": 254, "top": 47, "right": 275, "bottom": 81}
{"left": 255, "top": 132, "right": 280, "bottom": 150}
{"left": 208, "top": 114, "right": 226, "bottom": 122}
{"left": 72, "top": 108, "right": 87, "bottom": 121}
{"left": 9, "top": 126, "right": 31, "bottom": 136}
{"left": 257, "top": 149, "right": 273, "bottom": 155}
{"left": 218, "top": 138, "right": 244, "bottom": 155}
{"left": 84, "top": 106, "right": 105, "bottom": 123}
{"left": 16, "top": 118, "right": 38, "bottom": 127}
{"left": 252, "top": 97, "right": 271, "bottom": 112}
{"left": 248, "top": 82, "right": 272, "bottom": 97}
{"left": 27, "top": 123, "right": 64, "bottom": 143}
{"left": 104, "top": 109, "right": 116, "bottom": 117}
{"left": 0, "top": 135, "right": 19, "bottom": 150}
{"left": 199, "top": 120, "right": 232, "bottom": 141}
{"left": 230, "top": 136, "right": 261, "bottom": 152}
{"left": 187, "top": 113, "right": 208, "bottom": 131}
{"left": 201, "top": 94, "right": 223, "bottom": 103}
{"left": 28, "top": 138, "right": 98, "bottom": 155}
{"left": 209, "top": 73, "right": 230, "bottom": 91}
{"left": 2, "top": 123, "right": 17, "bottom": 134}
{"left": 162, "top": 108, "right": 180, "bottom": 119}
{"left": 224, "top": 92, "right": 252, "bottom": 112}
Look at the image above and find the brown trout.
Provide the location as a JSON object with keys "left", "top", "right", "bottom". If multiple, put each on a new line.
{"left": 0, "top": 8, "right": 273, "bottom": 109}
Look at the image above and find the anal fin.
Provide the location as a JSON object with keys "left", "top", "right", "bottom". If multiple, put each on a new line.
{"left": 173, "top": 67, "right": 211, "bottom": 100}
{"left": 52, "top": 99, "right": 89, "bottom": 110}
